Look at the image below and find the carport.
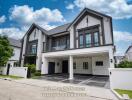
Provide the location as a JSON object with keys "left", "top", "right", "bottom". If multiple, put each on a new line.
{"left": 39, "top": 74, "right": 109, "bottom": 88}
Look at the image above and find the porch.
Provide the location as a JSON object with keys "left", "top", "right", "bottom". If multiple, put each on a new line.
{"left": 41, "top": 45, "right": 114, "bottom": 81}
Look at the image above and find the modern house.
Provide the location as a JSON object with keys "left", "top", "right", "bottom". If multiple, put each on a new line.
{"left": 125, "top": 45, "right": 132, "bottom": 61}
{"left": 20, "top": 8, "right": 115, "bottom": 80}
{"left": 6, "top": 38, "right": 21, "bottom": 74}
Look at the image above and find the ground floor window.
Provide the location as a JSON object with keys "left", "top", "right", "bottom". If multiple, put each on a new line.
{"left": 96, "top": 61, "right": 103, "bottom": 66}
{"left": 73, "top": 62, "right": 76, "bottom": 69}
{"left": 83, "top": 62, "right": 89, "bottom": 69}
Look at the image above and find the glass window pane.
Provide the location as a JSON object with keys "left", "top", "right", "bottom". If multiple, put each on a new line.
{"left": 86, "top": 34, "right": 91, "bottom": 47}
{"left": 79, "top": 35, "right": 84, "bottom": 48}
{"left": 94, "top": 32, "right": 99, "bottom": 46}
{"left": 31, "top": 44, "right": 37, "bottom": 54}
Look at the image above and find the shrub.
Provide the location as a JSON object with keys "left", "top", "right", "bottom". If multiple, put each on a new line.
{"left": 34, "top": 71, "right": 41, "bottom": 76}
{"left": 24, "top": 64, "right": 36, "bottom": 73}
{"left": 117, "top": 61, "right": 132, "bottom": 68}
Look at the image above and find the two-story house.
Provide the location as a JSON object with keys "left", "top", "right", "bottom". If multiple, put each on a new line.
{"left": 20, "top": 8, "right": 115, "bottom": 80}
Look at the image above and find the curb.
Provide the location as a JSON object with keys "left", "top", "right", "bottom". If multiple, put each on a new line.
{"left": 111, "top": 89, "right": 123, "bottom": 100}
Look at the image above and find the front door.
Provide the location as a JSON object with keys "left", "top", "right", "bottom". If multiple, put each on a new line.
{"left": 48, "top": 62, "right": 55, "bottom": 74}
{"left": 62, "top": 60, "right": 68, "bottom": 73}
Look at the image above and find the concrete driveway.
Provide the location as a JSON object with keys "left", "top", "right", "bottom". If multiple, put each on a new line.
{"left": 39, "top": 74, "right": 110, "bottom": 88}
{"left": 0, "top": 78, "right": 117, "bottom": 100}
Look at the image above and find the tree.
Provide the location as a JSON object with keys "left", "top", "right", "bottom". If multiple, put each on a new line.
{"left": 0, "top": 35, "right": 13, "bottom": 66}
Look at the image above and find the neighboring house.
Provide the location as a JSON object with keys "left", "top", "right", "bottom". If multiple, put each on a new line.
{"left": 114, "top": 56, "right": 124, "bottom": 65}
{"left": 125, "top": 45, "right": 132, "bottom": 61}
{"left": 20, "top": 8, "right": 115, "bottom": 79}
{"left": 6, "top": 38, "right": 21, "bottom": 67}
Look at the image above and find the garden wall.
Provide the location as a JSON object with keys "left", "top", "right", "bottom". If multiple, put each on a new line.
{"left": 109, "top": 68, "right": 132, "bottom": 90}
{"left": 9, "top": 67, "right": 28, "bottom": 78}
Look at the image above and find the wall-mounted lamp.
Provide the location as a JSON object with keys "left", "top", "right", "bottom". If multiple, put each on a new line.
{"left": 110, "top": 59, "right": 113, "bottom": 63}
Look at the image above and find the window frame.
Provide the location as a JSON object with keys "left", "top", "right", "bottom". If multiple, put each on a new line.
{"left": 95, "top": 61, "right": 103, "bottom": 66}
{"left": 78, "top": 26, "right": 100, "bottom": 48}
{"left": 83, "top": 62, "right": 89, "bottom": 69}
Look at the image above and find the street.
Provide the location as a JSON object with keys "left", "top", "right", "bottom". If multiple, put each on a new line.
{"left": 0, "top": 79, "right": 118, "bottom": 100}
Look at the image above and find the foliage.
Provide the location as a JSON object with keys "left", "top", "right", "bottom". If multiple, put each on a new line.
{"left": 115, "top": 89, "right": 132, "bottom": 99}
{"left": 34, "top": 71, "right": 41, "bottom": 76}
{"left": 0, "top": 75, "right": 23, "bottom": 79}
{"left": 0, "top": 35, "right": 13, "bottom": 66}
{"left": 117, "top": 61, "right": 132, "bottom": 68}
{"left": 24, "top": 64, "right": 36, "bottom": 73}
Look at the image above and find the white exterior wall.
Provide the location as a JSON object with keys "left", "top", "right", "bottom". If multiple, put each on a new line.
{"left": 75, "top": 15, "right": 103, "bottom": 47}
{"left": 29, "top": 28, "right": 39, "bottom": 41}
{"left": 74, "top": 57, "right": 92, "bottom": 74}
{"left": 109, "top": 68, "right": 132, "bottom": 90}
{"left": 92, "top": 55, "right": 110, "bottom": 75}
{"left": 9, "top": 67, "right": 28, "bottom": 78}
{"left": 103, "top": 17, "right": 112, "bottom": 44}
{"left": 41, "top": 46, "right": 114, "bottom": 75}
{"left": 36, "top": 30, "right": 44, "bottom": 70}
{"left": 76, "top": 15, "right": 101, "bottom": 29}
{"left": 69, "top": 26, "right": 74, "bottom": 49}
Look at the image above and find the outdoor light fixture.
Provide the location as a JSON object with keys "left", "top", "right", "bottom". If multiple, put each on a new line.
{"left": 110, "top": 59, "right": 113, "bottom": 63}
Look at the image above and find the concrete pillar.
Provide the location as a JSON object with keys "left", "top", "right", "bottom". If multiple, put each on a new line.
{"left": 41, "top": 56, "right": 48, "bottom": 74}
{"left": 36, "top": 30, "right": 43, "bottom": 70}
{"left": 109, "top": 49, "right": 114, "bottom": 68}
{"left": 69, "top": 55, "right": 74, "bottom": 80}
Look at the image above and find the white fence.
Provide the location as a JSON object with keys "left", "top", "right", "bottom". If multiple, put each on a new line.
{"left": 109, "top": 68, "right": 132, "bottom": 90}
{"left": 0, "top": 67, "right": 7, "bottom": 75}
{"left": 0, "top": 67, "right": 28, "bottom": 78}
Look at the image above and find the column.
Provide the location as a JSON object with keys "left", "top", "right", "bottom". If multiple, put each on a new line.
{"left": 109, "top": 49, "right": 114, "bottom": 68}
{"left": 36, "top": 30, "right": 43, "bottom": 70}
{"left": 41, "top": 56, "right": 48, "bottom": 74}
{"left": 69, "top": 55, "right": 74, "bottom": 80}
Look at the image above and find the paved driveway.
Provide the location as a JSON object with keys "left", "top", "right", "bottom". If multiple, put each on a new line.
{"left": 39, "top": 74, "right": 110, "bottom": 88}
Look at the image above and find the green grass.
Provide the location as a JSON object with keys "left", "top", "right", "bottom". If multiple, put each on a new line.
{"left": 31, "top": 73, "right": 41, "bottom": 79}
{"left": 0, "top": 75, "right": 23, "bottom": 79}
{"left": 115, "top": 89, "right": 132, "bottom": 99}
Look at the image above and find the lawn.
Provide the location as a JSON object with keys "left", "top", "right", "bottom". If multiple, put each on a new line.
{"left": 0, "top": 75, "right": 23, "bottom": 79}
{"left": 115, "top": 89, "right": 132, "bottom": 99}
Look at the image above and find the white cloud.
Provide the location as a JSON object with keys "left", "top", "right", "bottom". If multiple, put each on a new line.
{"left": 66, "top": 4, "right": 75, "bottom": 10}
{"left": 74, "top": 0, "right": 132, "bottom": 19}
{"left": 9, "top": 5, "right": 65, "bottom": 28}
{"left": 114, "top": 31, "right": 132, "bottom": 42}
{"left": 0, "top": 15, "right": 6, "bottom": 23}
{"left": 0, "top": 27, "right": 25, "bottom": 39}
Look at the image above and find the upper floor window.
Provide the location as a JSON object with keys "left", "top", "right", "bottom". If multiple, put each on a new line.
{"left": 94, "top": 32, "right": 99, "bottom": 46}
{"left": 52, "top": 35, "right": 70, "bottom": 51}
{"left": 86, "top": 33, "right": 92, "bottom": 47}
{"left": 79, "top": 34, "right": 84, "bottom": 48}
{"left": 79, "top": 27, "right": 99, "bottom": 48}
{"left": 31, "top": 44, "right": 37, "bottom": 54}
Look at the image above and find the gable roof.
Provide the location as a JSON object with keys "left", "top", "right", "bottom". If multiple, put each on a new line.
{"left": 22, "top": 23, "right": 48, "bottom": 40}
{"left": 22, "top": 8, "right": 112, "bottom": 39}
{"left": 8, "top": 38, "right": 21, "bottom": 48}
{"left": 47, "top": 23, "right": 71, "bottom": 35}
{"left": 67, "top": 8, "right": 112, "bottom": 30}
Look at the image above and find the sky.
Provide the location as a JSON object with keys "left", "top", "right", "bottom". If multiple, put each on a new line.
{"left": 0, "top": 0, "right": 132, "bottom": 56}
